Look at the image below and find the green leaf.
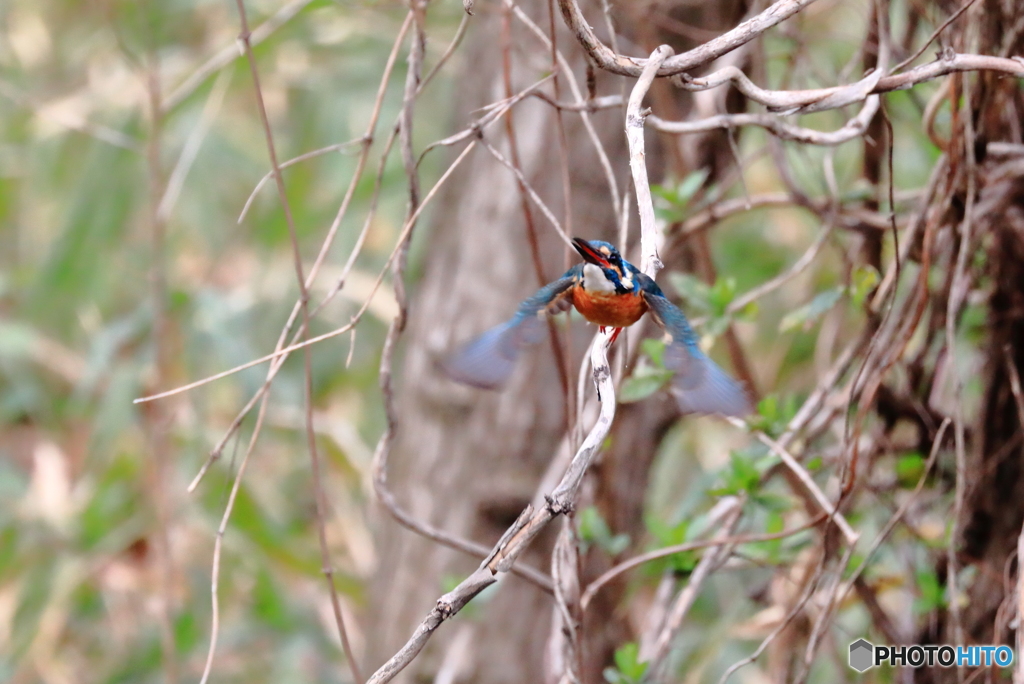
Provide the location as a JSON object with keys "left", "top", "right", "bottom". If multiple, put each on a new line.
{"left": 174, "top": 610, "right": 201, "bottom": 656}
{"left": 252, "top": 568, "right": 294, "bottom": 632}
{"left": 578, "top": 507, "right": 631, "bottom": 556}
{"left": 77, "top": 454, "right": 142, "bottom": 551}
{"left": 640, "top": 338, "right": 667, "bottom": 368}
{"left": 736, "top": 300, "right": 759, "bottom": 322}
{"left": 578, "top": 507, "right": 610, "bottom": 545}
{"left": 675, "top": 169, "right": 710, "bottom": 204}
{"left": 646, "top": 516, "right": 689, "bottom": 546}
{"left": 619, "top": 366, "right": 673, "bottom": 403}
{"left": 851, "top": 265, "right": 880, "bottom": 307}
{"left": 728, "top": 453, "right": 761, "bottom": 493}
{"left": 751, "top": 492, "right": 794, "bottom": 512}
{"left": 779, "top": 287, "right": 844, "bottom": 332}
{"left": 708, "top": 277, "right": 738, "bottom": 316}
{"left": 609, "top": 642, "right": 648, "bottom": 682}
{"left": 914, "top": 569, "right": 945, "bottom": 613}
{"left": 603, "top": 667, "right": 626, "bottom": 684}
{"left": 668, "top": 272, "right": 711, "bottom": 312}
{"left": 644, "top": 517, "right": 697, "bottom": 573}
{"left": 12, "top": 556, "right": 57, "bottom": 659}
{"left": 651, "top": 170, "right": 709, "bottom": 210}
{"left": 896, "top": 452, "right": 926, "bottom": 487}
{"left": 711, "top": 452, "right": 783, "bottom": 514}
{"left": 650, "top": 184, "right": 678, "bottom": 204}
{"left": 748, "top": 394, "right": 801, "bottom": 437}
{"left": 654, "top": 205, "right": 686, "bottom": 223}
{"left": 746, "top": 511, "right": 786, "bottom": 561}
{"left": 605, "top": 534, "right": 631, "bottom": 556}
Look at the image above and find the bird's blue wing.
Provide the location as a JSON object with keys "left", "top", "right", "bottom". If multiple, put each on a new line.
{"left": 640, "top": 275, "right": 751, "bottom": 417}
{"left": 442, "top": 268, "right": 580, "bottom": 389}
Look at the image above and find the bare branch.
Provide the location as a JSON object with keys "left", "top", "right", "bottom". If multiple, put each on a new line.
{"left": 642, "top": 498, "right": 744, "bottom": 670}
{"left": 366, "top": 332, "right": 618, "bottom": 684}
{"left": 736, "top": 422, "right": 859, "bottom": 546}
{"left": 581, "top": 513, "right": 823, "bottom": 612}
{"left": 231, "top": 0, "right": 362, "bottom": 679}
{"left": 481, "top": 140, "right": 573, "bottom": 246}
{"left": 673, "top": 52, "right": 1023, "bottom": 113}
{"left": 627, "top": 45, "right": 673, "bottom": 275}
{"left": 892, "top": 0, "right": 978, "bottom": 72}
{"left": 164, "top": 0, "right": 315, "bottom": 112}
{"left": 134, "top": 140, "right": 474, "bottom": 406}
{"left": 556, "top": 0, "right": 822, "bottom": 77}
{"left": 649, "top": 95, "right": 879, "bottom": 146}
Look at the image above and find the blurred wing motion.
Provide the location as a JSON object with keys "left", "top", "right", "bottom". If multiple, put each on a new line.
{"left": 442, "top": 269, "right": 579, "bottom": 389}
{"left": 640, "top": 276, "right": 752, "bottom": 417}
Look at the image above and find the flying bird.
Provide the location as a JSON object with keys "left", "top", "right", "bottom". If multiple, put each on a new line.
{"left": 442, "top": 237, "right": 751, "bottom": 417}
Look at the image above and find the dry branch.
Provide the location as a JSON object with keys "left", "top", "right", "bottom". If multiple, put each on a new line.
{"left": 367, "top": 41, "right": 673, "bottom": 684}
{"left": 556, "top": 0, "right": 822, "bottom": 77}
{"left": 366, "top": 332, "right": 618, "bottom": 684}
{"left": 231, "top": 0, "right": 362, "bottom": 680}
{"left": 673, "top": 52, "right": 1023, "bottom": 112}
{"left": 641, "top": 498, "right": 744, "bottom": 672}
{"left": 648, "top": 96, "right": 879, "bottom": 146}
{"left": 627, "top": 45, "right": 672, "bottom": 275}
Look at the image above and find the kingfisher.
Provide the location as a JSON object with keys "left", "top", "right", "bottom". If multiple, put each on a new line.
{"left": 442, "top": 237, "right": 751, "bottom": 417}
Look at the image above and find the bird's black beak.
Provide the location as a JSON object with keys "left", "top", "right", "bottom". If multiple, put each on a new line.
{"left": 572, "top": 237, "right": 611, "bottom": 268}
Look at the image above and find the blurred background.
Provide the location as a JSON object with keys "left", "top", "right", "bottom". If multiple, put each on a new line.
{"left": 1, "top": 0, "right": 1020, "bottom": 682}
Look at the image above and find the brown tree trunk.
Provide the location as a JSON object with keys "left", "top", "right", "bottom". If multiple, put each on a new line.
{"left": 366, "top": 0, "right": 761, "bottom": 678}
{"left": 365, "top": 1, "right": 629, "bottom": 680}
{"left": 916, "top": 0, "right": 1024, "bottom": 680}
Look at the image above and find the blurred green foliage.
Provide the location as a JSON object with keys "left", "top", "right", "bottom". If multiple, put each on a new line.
{"left": 0, "top": 0, "right": 462, "bottom": 681}
{"left": 603, "top": 642, "right": 648, "bottom": 684}
{"left": 0, "top": 0, "right": 967, "bottom": 681}
{"left": 578, "top": 506, "right": 631, "bottom": 556}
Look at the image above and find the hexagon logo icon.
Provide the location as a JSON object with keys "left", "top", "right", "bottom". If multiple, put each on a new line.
{"left": 849, "top": 639, "right": 874, "bottom": 672}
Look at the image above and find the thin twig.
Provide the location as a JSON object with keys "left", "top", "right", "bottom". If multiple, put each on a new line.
{"left": 198, "top": 392, "right": 274, "bottom": 684}
{"left": 556, "top": 0, "right": 822, "bottom": 77}
{"left": 157, "top": 70, "right": 232, "bottom": 223}
{"left": 717, "top": 552, "right": 827, "bottom": 684}
{"left": 503, "top": 0, "right": 622, "bottom": 223}
{"left": 648, "top": 95, "right": 879, "bottom": 145}
{"left": 719, "top": 220, "right": 834, "bottom": 320}
{"left": 365, "top": 331, "right": 618, "bottom": 684}
{"left": 232, "top": 1, "right": 362, "bottom": 680}
{"left": 164, "top": 0, "right": 315, "bottom": 112}
{"left": 238, "top": 139, "right": 364, "bottom": 224}
{"left": 672, "top": 52, "right": 1022, "bottom": 113}
{"left": 480, "top": 141, "right": 573, "bottom": 246}
{"left": 369, "top": 36, "right": 672, "bottom": 680}
{"left": 892, "top": 0, "right": 978, "bottom": 72}
{"left": 178, "top": 13, "right": 415, "bottom": 493}
{"left": 580, "top": 514, "right": 824, "bottom": 611}
{"left": 135, "top": 138, "right": 473, "bottom": 406}
{"left": 737, "top": 424, "right": 859, "bottom": 546}
{"left": 643, "top": 498, "right": 744, "bottom": 672}
{"left": 945, "top": 57, "right": 979, "bottom": 677}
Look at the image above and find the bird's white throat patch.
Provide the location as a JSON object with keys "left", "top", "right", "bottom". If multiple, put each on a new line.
{"left": 582, "top": 263, "right": 617, "bottom": 293}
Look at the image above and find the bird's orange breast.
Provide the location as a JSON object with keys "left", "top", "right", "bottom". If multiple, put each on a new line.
{"left": 572, "top": 288, "right": 648, "bottom": 327}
